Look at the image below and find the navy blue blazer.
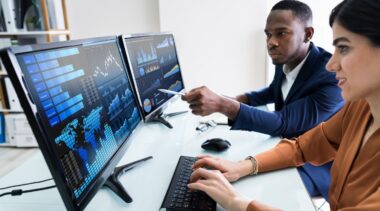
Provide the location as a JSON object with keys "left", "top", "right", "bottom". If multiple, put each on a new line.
{"left": 230, "top": 43, "right": 344, "bottom": 138}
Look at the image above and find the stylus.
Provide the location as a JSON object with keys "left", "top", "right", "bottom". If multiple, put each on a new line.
{"left": 158, "top": 89, "right": 185, "bottom": 96}
{"left": 199, "top": 120, "right": 229, "bottom": 126}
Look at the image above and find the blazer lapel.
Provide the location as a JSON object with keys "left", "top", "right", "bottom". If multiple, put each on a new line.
{"left": 284, "top": 43, "right": 320, "bottom": 104}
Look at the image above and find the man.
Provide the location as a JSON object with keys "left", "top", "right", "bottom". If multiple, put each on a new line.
{"left": 182, "top": 0, "right": 344, "bottom": 200}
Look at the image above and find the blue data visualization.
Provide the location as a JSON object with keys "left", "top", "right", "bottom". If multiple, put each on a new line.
{"left": 16, "top": 39, "right": 141, "bottom": 200}
{"left": 125, "top": 34, "right": 184, "bottom": 117}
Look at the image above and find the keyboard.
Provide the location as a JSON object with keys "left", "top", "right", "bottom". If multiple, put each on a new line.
{"left": 160, "top": 156, "right": 216, "bottom": 211}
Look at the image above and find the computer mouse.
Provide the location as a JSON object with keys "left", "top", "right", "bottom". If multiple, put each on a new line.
{"left": 201, "top": 138, "right": 231, "bottom": 152}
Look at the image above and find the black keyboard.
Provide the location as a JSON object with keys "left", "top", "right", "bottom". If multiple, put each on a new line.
{"left": 160, "top": 156, "right": 216, "bottom": 211}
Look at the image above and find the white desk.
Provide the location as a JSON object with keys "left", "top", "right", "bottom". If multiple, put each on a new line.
{"left": 0, "top": 100, "right": 315, "bottom": 211}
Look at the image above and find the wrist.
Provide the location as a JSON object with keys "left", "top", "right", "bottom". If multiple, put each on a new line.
{"left": 236, "top": 94, "right": 249, "bottom": 104}
{"left": 219, "top": 97, "right": 240, "bottom": 120}
{"left": 226, "top": 195, "right": 251, "bottom": 211}
{"left": 244, "top": 156, "right": 259, "bottom": 176}
{"left": 238, "top": 160, "right": 255, "bottom": 178}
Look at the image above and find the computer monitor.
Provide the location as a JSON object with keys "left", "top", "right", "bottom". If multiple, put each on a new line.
{"left": 0, "top": 36, "right": 145, "bottom": 210}
{"left": 120, "top": 33, "right": 186, "bottom": 128}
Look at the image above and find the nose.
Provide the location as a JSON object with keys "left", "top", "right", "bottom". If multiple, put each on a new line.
{"left": 326, "top": 52, "right": 340, "bottom": 73}
{"left": 267, "top": 36, "right": 279, "bottom": 49}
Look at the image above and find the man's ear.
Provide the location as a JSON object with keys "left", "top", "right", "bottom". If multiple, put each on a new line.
{"left": 304, "top": 27, "right": 314, "bottom": 42}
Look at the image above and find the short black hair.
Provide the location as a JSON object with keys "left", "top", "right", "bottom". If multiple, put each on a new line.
{"left": 271, "top": 0, "right": 313, "bottom": 26}
{"left": 329, "top": 0, "right": 380, "bottom": 46}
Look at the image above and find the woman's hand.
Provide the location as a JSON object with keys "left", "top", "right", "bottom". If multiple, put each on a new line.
{"left": 188, "top": 168, "right": 251, "bottom": 211}
{"left": 192, "top": 155, "right": 253, "bottom": 182}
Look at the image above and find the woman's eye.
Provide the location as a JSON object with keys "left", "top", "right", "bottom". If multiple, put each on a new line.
{"left": 337, "top": 45, "right": 349, "bottom": 54}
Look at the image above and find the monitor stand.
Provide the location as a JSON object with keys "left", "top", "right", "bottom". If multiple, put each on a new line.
{"left": 150, "top": 110, "right": 188, "bottom": 129}
{"left": 104, "top": 156, "right": 153, "bottom": 203}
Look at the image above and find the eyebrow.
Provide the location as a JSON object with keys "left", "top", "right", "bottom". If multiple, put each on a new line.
{"left": 333, "top": 37, "right": 350, "bottom": 46}
{"left": 264, "top": 27, "right": 289, "bottom": 33}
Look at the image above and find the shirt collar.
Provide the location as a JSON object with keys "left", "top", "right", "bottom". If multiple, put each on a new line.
{"left": 282, "top": 51, "right": 311, "bottom": 79}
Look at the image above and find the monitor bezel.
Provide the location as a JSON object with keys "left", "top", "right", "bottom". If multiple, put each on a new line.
{"left": 119, "top": 32, "right": 185, "bottom": 122}
{"left": 0, "top": 36, "right": 143, "bottom": 211}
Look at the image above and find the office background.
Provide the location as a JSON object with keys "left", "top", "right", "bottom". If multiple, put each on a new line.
{"left": 0, "top": 1, "right": 344, "bottom": 210}
{"left": 66, "top": 0, "right": 341, "bottom": 96}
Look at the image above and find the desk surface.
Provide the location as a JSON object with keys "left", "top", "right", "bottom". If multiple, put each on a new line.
{"left": 0, "top": 100, "right": 315, "bottom": 211}
{"left": 0, "top": 147, "right": 38, "bottom": 178}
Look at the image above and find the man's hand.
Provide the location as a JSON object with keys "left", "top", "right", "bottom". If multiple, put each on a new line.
{"left": 182, "top": 86, "right": 240, "bottom": 119}
{"left": 181, "top": 86, "right": 223, "bottom": 116}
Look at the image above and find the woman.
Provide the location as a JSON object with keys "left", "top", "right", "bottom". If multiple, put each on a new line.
{"left": 187, "top": 0, "right": 380, "bottom": 210}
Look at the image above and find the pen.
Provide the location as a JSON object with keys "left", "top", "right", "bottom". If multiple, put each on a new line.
{"left": 158, "top": 89, "right": 185, "bottom": 96}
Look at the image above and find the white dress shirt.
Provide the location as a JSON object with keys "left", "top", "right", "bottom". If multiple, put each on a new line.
{"left": 281, "top": 51, "right": 310, "bottom": 101}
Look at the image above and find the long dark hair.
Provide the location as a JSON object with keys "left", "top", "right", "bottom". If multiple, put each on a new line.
{"left": 329, "top": 0, "right": 380, "bottom": 46}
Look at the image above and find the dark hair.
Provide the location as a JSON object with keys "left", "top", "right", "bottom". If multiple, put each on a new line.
{"left": 271, "top": 0, "right": 313, "bottom": 25}
{"left": 330, "top": 0, "right": 380, "bottom": 46}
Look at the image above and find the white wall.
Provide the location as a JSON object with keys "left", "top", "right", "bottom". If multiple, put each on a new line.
{"left": 65, "top": 0, "right": 342, "bottom": 96}
{"left": 305, "top": 0, "right": 342, "bottom": 52}
{"left": 159, "top": 0, "right": 267, "bottom": 96}
{"left": 66, "top": 0, "right": 160, "bottom": 39}
{"left": 159, "top": 0, "right": 342, "bottom": 96}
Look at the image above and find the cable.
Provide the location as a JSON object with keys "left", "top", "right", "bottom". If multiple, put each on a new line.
{"left": 0, "top": 178, "right": 55, "bottom": 198}
{"left": 0, "top": 178, "right": 53, "bottom": 190}
{"left": 0, "top": 185, "right": 56, "bottom": 198}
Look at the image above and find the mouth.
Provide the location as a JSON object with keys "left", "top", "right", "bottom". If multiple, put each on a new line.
{"left": 268, "top": 49, "right": 280, "bottom": 56}
{"left": 337, "top": 77, "right": 347, "bottom": 87}
{"left": 269, "top": 52, "right": 280, "bottom": 57}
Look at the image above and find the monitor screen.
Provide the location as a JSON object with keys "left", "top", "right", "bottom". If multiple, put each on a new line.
{"left": 122, "top": 33, "right": 184, "bottom": 119}
{"left": 2, "top": 37, "right": 141, "bottom": 210}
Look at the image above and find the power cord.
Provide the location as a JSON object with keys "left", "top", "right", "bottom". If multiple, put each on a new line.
{"left": 0, "top": 178, "right": 56, "bottom": 198}
{"left": 0, "top": 185, "right": 56, "bottom": 197}
{"left": 0, "top": 178, "right": 53, "bottom": 190}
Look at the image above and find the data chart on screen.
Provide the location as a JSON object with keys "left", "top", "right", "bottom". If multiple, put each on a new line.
{"left": 124, "top": 34, "right": 184, "bottom": 117}
{"left": 16, "top": 39, "right": 140, "bottom": 201}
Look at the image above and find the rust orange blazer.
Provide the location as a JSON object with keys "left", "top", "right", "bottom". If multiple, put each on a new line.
{"left": 250, "top": 100, "right": 380, "bottom": 210}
